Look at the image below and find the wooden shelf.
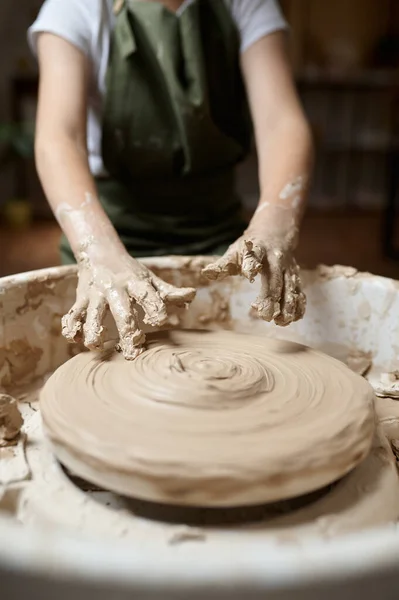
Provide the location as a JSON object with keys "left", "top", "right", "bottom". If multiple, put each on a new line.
{"left": 296, "top": 68, "right": 399, "bottom": 90}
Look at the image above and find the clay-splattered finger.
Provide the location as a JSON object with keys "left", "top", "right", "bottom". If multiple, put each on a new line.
{"left": 83, "top": 293, "right": 107, "bottom": 350}
{"left": 61, "top": 295, "right": 89, "bottom": 343}
{"left": 201, "top": 258, "right": 239, "bottom": 280}
{"left": 274, "top": 268, "right": 297, "bottom": 327}
{"left": 107, "top": 289, "right": 144, "bottom": 360}
{"left": 201, "top": 243, "right": 241, "bottom": 281}
{"left": 294, "top": 290, "right": 306, "bottom": 322}
{"left": 292, "top": 264, "right": 306, "bottom": 322}
{"left": 127, "top": 279, "right": 168, "bottom": 327}
{"left": 251, "top": 264, "right": 275, "bottom": 321}
{"left": 265, "top": 249, "right": 284, "bottom": 318}
{"left": 241, "top": 240, "right": 264, "bottom": 282}
{"left": 152, "top": 277, "right": 196, "bottom": 307}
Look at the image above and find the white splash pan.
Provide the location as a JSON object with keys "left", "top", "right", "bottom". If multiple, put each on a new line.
{"left": 1, "top": 259, "right": 399, "bottom": 600}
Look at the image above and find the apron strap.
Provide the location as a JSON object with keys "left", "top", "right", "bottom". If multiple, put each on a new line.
{"left": 114, "top": 1, "right": 137, "bottom": 60}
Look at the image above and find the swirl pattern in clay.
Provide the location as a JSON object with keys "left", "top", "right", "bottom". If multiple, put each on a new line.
{"left": 40, "top": 330, "right": 376, "bottom": 507}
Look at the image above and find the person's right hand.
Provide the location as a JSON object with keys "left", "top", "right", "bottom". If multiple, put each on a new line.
{"left": 62, "top": 250, "right": 196, "bottom": 360}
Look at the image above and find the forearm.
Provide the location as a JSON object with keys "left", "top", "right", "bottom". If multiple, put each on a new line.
{"left": 35, "top": 134, "right": 124, "bottom": 259}
{"left": 204, "top": 32, "right": 308, "bottom": 324}
{"left": 251, "top": 116, "right": 314, "bottom": 235}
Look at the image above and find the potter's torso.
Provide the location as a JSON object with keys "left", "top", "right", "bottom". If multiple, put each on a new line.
{"left": 28, "top": 0, "right": 287, "bottom": 176}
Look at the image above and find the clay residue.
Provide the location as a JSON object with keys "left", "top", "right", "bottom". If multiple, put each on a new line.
{"left": 357, "top": 300, "right": 371, "bottom": 321}
{"left": 346, "top": 349, "right": 373, "bottom": 376}
{"left": 0, "top": 435, "right": 30, "bottom": 487}
{"left": 0, "top": 394, "right": 23, "bottom": 447}
{"left": 40, "top": 330, "right": 375, "bottom": 508}
{"left": 0, "top": 339, "right": 43, "bottom": 388}
{"left": 317, "top": 343, "right": 373, "bottom": 377}
{"left": 49, "top": 313, "right": 63, "bottom": 338}
{"left": 373, "top": 371, "right": 399, "bottom": 398}
{"left": 7, "top": 375, "right": 50, "bottom": 407}
{"left": 301, "top": 264, "right": 397, "bottom": 291}
{"left": 198, "top": 290, "right": 231, "bottom": 327}
{"left": 390, "top": 439, "right": 399, "bottom": 462}
{"left": 317, "top": 265, "right": 358, "bottom": 279}
{"left": 168, "top": 527, "right": 206, "bottom": 546}
{"left": 257, "top": 430, "right": 399, "bottom": 539}
{"left": 145, "top": 256, "right": 215, "bottom": 289}
{"left": 15, "top": 280, "right": 56, "bottom": 316}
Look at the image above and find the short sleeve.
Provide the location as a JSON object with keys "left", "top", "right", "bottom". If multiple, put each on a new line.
{"left": 27, "top": 0, "right": 100, "bottom": 58}
{"left": 228, "top": 0, "right": 288, "bottom": 53}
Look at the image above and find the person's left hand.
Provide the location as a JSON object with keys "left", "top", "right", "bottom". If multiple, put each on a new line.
{"left": 202, "top": 206, "right": 306, "bottom": 326}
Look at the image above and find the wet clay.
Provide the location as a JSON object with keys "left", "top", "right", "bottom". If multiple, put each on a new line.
{"left": 373, "top": 371, "right": 399, "bottom": 398}
{"left": 12, "top": 392, "right": 399, "bottom": 543}
{"left": 0, "top": 394, "right": 23, "bottom": 447}
{"left": 0, "top": 340, "right": 43, "bottom": 389}
{"left": 40, "top": 330, "right": 375, "bottom": 507}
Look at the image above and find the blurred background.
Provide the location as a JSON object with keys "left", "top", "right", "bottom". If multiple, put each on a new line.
{"left": 0, "top": 0, "right": 398, "bottom": 277}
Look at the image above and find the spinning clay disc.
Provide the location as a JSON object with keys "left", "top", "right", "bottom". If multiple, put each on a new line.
{"left": 40, "top": 330, "right": 376, "bottom": 507}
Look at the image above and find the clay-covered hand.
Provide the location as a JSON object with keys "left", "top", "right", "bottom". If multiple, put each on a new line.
{"left": 62, "top": 251, "right": 196, "bottom": 359}
{"left": 202, "top": 209, "right": 305, "bottom": 326}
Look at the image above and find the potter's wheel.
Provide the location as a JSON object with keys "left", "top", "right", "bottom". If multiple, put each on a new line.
{"left": 5, "top": 263, "right": 399, "bottom": 600}
{"left": 40, "top": 330, "right": 375, "bottom": 508}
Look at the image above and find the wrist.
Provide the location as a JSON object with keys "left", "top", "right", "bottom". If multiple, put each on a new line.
{"left": 75, "top": 235, "right": 127, "bottom": 267}
{"left": 245, "top": 204, "right": 299, "bottom": 250}
{"left": 57, "top": 197, "right": 126, "bottom": 266}
{"left": 249, "top": 204, "right": 295, "bottom": 230}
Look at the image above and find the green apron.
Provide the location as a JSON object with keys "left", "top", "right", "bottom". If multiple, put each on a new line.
{"left": 61, "top": 0, "right": 252, "bottom": 263}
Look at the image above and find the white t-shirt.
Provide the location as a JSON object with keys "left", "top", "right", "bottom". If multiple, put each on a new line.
{"left": 28, "top": 0, "right": 287, "bottom": 176}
